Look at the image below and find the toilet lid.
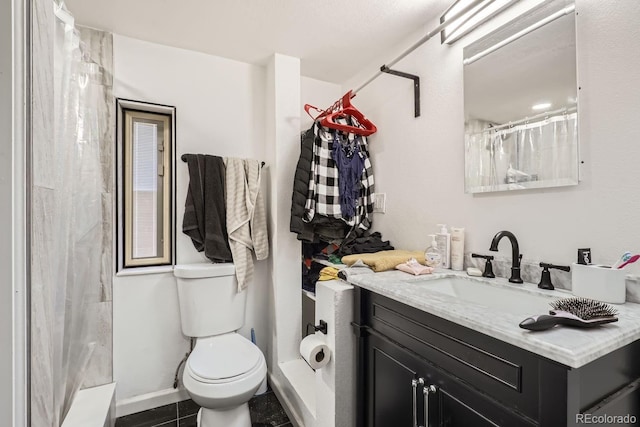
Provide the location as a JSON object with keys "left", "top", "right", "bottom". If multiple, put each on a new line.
{"left": 188, "top": 334, "right": 262, "bottom": 380}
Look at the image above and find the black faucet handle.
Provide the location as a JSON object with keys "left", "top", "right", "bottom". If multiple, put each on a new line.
{"left": 539, "top": 262, "right": 571, "bottom": 272}
{"left": 538, "top": 263, "right": 571, "bottom": 290}
{"left": 471, "top": 253, "right": 495, "bottom": 278}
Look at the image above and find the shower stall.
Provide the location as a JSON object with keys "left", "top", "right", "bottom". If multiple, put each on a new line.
{"left": 30, "top": 1, "right": 115, "bottom": 425}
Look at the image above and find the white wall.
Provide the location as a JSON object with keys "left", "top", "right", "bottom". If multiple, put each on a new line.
{"left": 0, "top": 0, "right": 14, "bottom": 423}
{"left": 262, "top": 71, "right": 343, "bottom": 427}
{"left": 112, "top": 37, "right": 350, "bottom": 417}
{"left": 314, "top": 281, "right": 355, "bottom": 427}
{"left": 301, "top": 76, "right": 343, "bottom": 131}
{"left": 112, "top": 35, "right": 269, "bottom": 404}
{"left": 2, "top": 0, "right": 28, "bottom": 425}
{"left": 343, "top": 0, "right": 640, "bottom": 270}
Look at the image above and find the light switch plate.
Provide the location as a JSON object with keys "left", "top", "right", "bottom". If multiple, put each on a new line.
{"left": 372, "top": 193, "right": 386, "bottom": 213}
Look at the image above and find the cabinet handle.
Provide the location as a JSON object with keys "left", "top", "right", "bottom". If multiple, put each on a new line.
{"left": 423, "top": 384, "right": 437, "bottom": 427}
{"left": 412, "top": 378, "right": 424, "bottom": 427}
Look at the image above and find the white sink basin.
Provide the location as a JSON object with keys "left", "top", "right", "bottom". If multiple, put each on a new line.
{"left": 413, "top": 276, "right": 561, "bottom": 316}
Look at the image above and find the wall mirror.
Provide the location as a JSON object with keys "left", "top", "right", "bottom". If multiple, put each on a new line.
{"left": 463, "top": 0, "right": 578, "bottom": 193}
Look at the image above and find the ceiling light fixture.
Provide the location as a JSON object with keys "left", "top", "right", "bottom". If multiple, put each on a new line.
{"left": 532, "top": 102, "right": 552, "bottom": 111}
{"left": 463, "top": 4, "right": 576, "bottom": 65}
{"left": 441, "top": 0, "right": 519, "bottom": 45}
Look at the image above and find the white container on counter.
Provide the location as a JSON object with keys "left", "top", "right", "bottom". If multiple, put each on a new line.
{"left": 450, "top": 227, "right": 465, "bottom": 271}
{"left": 571, "top": 263, "right": 627, "bottom": 304}
{"left": 435, "top": 224, "right": 451, "bottom": 269}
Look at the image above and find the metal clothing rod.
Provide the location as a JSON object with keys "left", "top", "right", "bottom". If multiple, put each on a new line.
{"left": 354, "top": 0, "right": 485, "bottom": 95}
{"left": 181, "top": 154, "right": 265, "bottom": 168}
{"left": 483, "top": 106, "right": 577, "bottom": 132}
{"left": 463, "top": 4, "right": 576, "bottom": 66}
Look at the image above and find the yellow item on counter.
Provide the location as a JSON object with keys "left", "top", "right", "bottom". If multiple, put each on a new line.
{"left": 318, "top": 266, "right": 340, "bottom": 281}
{"left": 341, "top": 250, "right": 426, "bottom": 272}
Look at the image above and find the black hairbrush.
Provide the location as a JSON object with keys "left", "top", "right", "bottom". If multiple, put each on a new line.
{"left": 519, "top": 297, "right": 618, "bottom": 331}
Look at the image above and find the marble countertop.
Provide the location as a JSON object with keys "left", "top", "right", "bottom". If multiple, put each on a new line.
{"left": 346, "top": 269, "right": 640, "bottom": 368}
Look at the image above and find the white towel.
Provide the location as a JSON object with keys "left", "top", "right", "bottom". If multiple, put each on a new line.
{"left": 224, "top": 158, "right": 269, "bottom": 291}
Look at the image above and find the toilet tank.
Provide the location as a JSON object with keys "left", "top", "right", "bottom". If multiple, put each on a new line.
{"left": 174, "top": 263, "right": 246, "bottom": 337}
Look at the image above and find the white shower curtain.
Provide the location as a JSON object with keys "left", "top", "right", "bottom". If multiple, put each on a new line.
{"left": 51, "top": 3, "right": 104, "bottom": 423}
{"left": 465, "top": 112, "right": 578, "bottom": 192}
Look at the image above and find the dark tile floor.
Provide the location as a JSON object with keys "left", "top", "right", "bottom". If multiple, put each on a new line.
{"left": 115, "top": 389, "right": 291, "bottom": 427}
{"left": 249, "top": 391, "right": 291, "bottom": 427}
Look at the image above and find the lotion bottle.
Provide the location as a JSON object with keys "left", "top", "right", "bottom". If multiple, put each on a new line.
{"left": 425, "top": 235, "right": 442, "bottom": 268}
{"left": 450, "top": 227, "right": 465, "bottom": 271}
{"left": 435, "top": 224, "right": 451, "bottom": 269}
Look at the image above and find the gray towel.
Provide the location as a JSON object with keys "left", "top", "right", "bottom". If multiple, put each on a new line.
{"left": 182, "top": 154, "right": 232, "bottom": 262}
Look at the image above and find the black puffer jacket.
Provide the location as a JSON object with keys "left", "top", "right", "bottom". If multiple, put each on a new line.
{"left": 290, "top": 127, "right": 315, "bottom": 241}
{"left": 290, "top": 125, "right": 347, "bottom": 242}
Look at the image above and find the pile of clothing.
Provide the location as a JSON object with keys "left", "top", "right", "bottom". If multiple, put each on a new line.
{"left": 291, "top": 121, "right": 402, "bottom": 291}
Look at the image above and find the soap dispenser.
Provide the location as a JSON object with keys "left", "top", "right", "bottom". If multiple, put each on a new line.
{"left": 425, "top": 235, "right": 442, "bottom": 268}
{"left": 435, "top": 224, "right": 451, "bottom": 269}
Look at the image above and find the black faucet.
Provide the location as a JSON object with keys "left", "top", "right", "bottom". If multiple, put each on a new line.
{"left": 489, "top": 230, "right": 523, "bottom": 283}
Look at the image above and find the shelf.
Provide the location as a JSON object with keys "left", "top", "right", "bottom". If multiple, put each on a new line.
{"left": 311, "top": 258, "right": 347, "bottom": 269}
{"left": 302, "top": 289, "right": 316, "bottom": 301}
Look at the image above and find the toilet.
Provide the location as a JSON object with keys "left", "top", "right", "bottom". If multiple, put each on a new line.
{"left": 174, "top": 263, "right": 267, "bottom": 427}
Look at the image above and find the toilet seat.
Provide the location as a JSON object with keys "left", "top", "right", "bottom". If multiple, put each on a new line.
{"left": 187, "top": 334, "right": 262, "bottom": 384}
{"left": 182, "top": 334, "right": 267, "bottom": 413}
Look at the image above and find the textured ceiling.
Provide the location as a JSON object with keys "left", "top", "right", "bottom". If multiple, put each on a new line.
{"left": 64, "top": 0, "right": 451, "bottom": 83}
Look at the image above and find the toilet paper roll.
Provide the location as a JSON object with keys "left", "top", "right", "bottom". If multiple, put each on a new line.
{"left": 300, "top": 334, "right": 331, "bottom": 370}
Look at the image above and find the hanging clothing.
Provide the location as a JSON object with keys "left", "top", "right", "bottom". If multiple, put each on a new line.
{"left": 290, "top": 127, "right": 316, "bottom": 241}
{"left": 183, "top": 154, "right": 233, "bottom": 262}
{"left": 331, "top": 132, "right": 365, "bottom": 220}
{"left": 304, "top": 121, "right": 375, "bottom": 232}
{"left": 290, "top": 126, "right": 350, "bottom": 242}
{"left": 303, "top": 122, "right": 341, "bottom": 220}
{"left": 224, "top": 158, "right": 269, "bottom": 291}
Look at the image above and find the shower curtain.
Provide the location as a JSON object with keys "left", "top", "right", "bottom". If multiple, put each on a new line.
{"left": 50, "top": 3, "right": 104, "bottom": 423}
{"left": 465, "top": 112, "right": 578, "bottom": 191}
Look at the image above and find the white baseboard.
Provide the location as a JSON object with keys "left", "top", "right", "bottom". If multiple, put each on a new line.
{"left": 116, "top": 387, "right": 189, "bottom": 418}
{"left": 271, "top": 360, "right": 318, "bottom": 427}
{"left": 269, "top": 373, "right": 304, "bottom": 427}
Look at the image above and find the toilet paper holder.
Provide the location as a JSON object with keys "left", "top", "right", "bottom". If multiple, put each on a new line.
{"left": 306, "top": 320, "right": 328, "bottom": 335}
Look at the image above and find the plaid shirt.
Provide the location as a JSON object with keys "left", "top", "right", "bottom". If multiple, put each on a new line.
{"left": 303, "top": 120, "right": 375, "bottom": 231}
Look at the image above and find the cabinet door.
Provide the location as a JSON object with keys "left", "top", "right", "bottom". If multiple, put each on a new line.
{"left": 366, "top": 333, "right": 535, "bottom": 427}
{"left": 424, "top": 366, "right": 536, "bottom": 427}
{"left": 367, "top": 333, "right": 424, "bottom": 427}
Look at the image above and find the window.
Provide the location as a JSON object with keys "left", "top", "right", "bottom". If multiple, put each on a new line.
{"left": 117, "top": 99, "right": 176, "bottom": 270}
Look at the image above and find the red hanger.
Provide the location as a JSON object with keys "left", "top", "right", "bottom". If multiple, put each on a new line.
{"left": 322, "top": 91, "right": 377, "bottom": 136}
{"left": 304, "top": 91, "right": 377, "bottom": 137}
{"left": 304, "top": 103, "right": 325, "bottom": 120}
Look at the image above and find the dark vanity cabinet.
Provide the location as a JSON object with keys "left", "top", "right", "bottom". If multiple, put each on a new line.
{"left": 365, "top": 333, "right": 534, "bottom": 427}
{"left": 352, "top": 287, "right": 640, "bottom": 427}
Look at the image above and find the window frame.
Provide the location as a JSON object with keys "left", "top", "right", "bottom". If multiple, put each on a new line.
{"left": 116, "top": 98, "right": 176, "bottom": 272}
